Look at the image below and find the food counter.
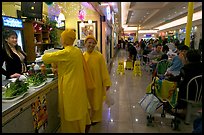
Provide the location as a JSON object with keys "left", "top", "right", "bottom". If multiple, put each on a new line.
{"left": 2, "top": 78, "right": 60, "bottom": 133}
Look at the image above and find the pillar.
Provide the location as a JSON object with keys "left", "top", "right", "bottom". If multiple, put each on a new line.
{"left": 185, "top": 2, "right": 194, "bottom": 47}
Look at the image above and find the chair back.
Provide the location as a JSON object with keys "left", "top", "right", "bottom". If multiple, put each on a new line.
{"left": 186, "top": 75, "right": 202, "bottom": 103}
{"left": 156, "top": 59, "right": 171, "bottom": 77}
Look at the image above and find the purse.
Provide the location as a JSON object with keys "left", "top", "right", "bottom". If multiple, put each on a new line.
{"left": 138, "top": 93, "right": 161, "bottom": 115}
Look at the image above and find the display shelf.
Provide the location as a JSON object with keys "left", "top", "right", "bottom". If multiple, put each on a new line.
{"left": 23, "top": 21, "right": 53, "bottom": 62}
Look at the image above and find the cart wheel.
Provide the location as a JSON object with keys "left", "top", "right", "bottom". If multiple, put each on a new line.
{"left": 171, "top": 119, "right": 179, "bottom": 130}
{"left": 161, "top": 113, "right": 165, "bottom": 117}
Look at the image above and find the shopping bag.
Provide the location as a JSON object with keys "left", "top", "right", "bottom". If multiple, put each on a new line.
{"left": 138, "top": 93, "right": 161, "bottom": 115}
{"left": 105, "top": 90, "right": 114, "bottom": 107}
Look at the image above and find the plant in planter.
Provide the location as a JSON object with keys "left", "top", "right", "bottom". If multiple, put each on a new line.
{"left": 45, "top": 17, "right": 58, "bottom": 46}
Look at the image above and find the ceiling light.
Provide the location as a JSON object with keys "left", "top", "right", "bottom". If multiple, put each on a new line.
{"left": 146, "top": 12, "right": 149, "bottom": 14}
{"left": 144, "top": 16, "right": 146, "bottom": 17}
{"left": 58, "top": 13, "right": 65, "bottom": 21}
{"left": 100, "top": 3, "right": 109, "bottom": 6}
{"left": 88, "top": 20, "right": 92, "bottom": 24}
{"left": 138, "top": 30, "right": 158, "bottom": 33}
{"left": 183, "top": 6, "right": 186, "bottom": 9}
{"left": 155, "top": 10, "right": 202, "bottom": 31}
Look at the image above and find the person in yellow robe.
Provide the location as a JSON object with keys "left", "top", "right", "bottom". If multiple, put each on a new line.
{"left": 83, "top": 35, "right": 112, "bottom": 125}
{"left": 42, "top": 29, "right": 92, "bottom": 133}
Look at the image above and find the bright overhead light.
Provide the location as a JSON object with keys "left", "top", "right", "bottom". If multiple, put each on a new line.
{"left": 100, "top": 3, "right": 109, "bottom": 6}
{"left": 138, "top": 30, "right": 158, "bottom": 33}
{"left": 88, "top": 20, "right": 92, "bottom": 24}
{"left": 155, "top": 10, "right": 202, "bottom": 31}
{"left": 123, "top": 27, "right": 138, "bottom": 31}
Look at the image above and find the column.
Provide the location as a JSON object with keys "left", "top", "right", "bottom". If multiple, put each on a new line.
{"left": 185, "top": 2, "right": 194, "bottom": 47}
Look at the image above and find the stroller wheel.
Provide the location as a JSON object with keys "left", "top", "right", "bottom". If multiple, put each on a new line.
{"left": 171, "top": 119, "right": 179, "bottom": 130}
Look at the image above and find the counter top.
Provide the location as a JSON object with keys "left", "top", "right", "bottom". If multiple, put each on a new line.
{"left": 2, "top": 79, "right": 58, "bottom": 117}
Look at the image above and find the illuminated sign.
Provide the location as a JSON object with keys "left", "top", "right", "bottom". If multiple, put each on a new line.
{"left": 106, "top": 6, "right": 111, "bottom": 21}
{"left": 2, "top": 16, "right": 23, "bottom": 28}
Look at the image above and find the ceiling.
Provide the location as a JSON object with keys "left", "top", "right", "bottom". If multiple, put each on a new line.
{"left": 121, "top": 2, "right": 202, "bottom": 31}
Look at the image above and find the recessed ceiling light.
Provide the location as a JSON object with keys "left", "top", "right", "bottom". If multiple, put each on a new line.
{"left": 183, "top": 6, "right": 186, "bottom": 9}
{"left": 144, "top": 16, "right": 146, "bottom": 17}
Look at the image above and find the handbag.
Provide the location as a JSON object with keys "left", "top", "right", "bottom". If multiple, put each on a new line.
{"left": 105, "top": 90, "right": 114, "bottom": 107}
{"left": 138, "top": 93, "right": 161, "bottom": 115}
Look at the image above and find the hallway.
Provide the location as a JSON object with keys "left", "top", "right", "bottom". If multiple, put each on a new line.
{"left": 88, "top": 49, "right": 194, "bottom": 133}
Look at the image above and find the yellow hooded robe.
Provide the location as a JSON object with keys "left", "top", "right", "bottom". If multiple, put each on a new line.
{"left": 42, "top": 46, "right": 90, "bottom": 132}
{"left": 83, "top": 50, "right": 112, "bottom": 112}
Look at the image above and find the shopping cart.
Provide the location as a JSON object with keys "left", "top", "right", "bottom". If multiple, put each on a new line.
{"left": 145, "top": 77, "right": 181, "bottom": 130}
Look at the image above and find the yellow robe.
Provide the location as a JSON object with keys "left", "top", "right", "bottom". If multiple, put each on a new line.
{"left": 83, "top": 50, "right": 112, "bottom": 111}
{"left": 42, "top": 46, "right": 90, "bottom": 132}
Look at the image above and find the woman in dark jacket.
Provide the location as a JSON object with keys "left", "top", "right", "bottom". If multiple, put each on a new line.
{"left": 177, "top": 49, "right": 202, "bottom": 109}
{"left": 1, "top": 29, "right": 27, "bottom": 79}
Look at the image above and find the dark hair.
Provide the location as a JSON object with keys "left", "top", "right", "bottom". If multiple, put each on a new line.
{"left": 3, "top": 29, "right": 18, "bottom": 40}
{"left": 162, "top": 45, "right": 169, "bottom": 53}
{"left": 178, "top": 45, "right": 189, "bottom": 51}
{"left": 161, "top": 54, "right": 168, "bottom": 60}
{"left": 3, "top": 29, "right": 26, "bottom": 58}
{"left": 156, "top": 43, "right": 162, "bottom": 48}
{"left": 186, "top": 49, "right": 201, "bottom": 63}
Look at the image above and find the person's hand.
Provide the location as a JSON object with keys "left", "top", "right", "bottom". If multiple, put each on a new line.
{"left": 51, "top": 63, "right": 58, "bottom": 75}
{"left": 106, "top": 86, "right": 110, "bottom": 91}
{"left": 10, "top": 73, "right": 21, "bottom": 78}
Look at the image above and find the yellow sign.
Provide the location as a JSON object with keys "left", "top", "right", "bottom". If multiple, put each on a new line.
{"left": 117, "top": 61, "right": 125, "bottom": 75}
{"left": 133, "top": 61, "right": 142, "bottom": 76}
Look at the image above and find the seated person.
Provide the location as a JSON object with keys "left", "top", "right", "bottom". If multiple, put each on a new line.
{"left": 147, "top": 44, "right": 163, "bottom": 77}
{"left": 177, "top": 49, "right": 202, "bottom": 110}
{"left": 165, "top": 45, "right": 189, "bottom": 77}
{"left": 148, "top": 43, "right": 163, "bottom": 61}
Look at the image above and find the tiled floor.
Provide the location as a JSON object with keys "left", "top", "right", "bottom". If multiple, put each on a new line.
{"left": 88, "top": 49, "right": 194, "bottom": 133}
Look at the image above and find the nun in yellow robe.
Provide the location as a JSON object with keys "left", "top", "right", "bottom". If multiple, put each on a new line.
{"left": 83, "top": 35, "right": 112, "bottom": 124}
{"left": 42, "top": 29, "right": 94, "bottom": 133}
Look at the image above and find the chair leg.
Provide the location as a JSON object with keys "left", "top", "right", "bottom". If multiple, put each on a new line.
{"left": 185, "top": 103, "right": 192, "bottom": 124}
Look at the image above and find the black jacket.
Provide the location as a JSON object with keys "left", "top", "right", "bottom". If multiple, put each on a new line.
{"left": 179, "top": 62, "right": 202, "bottom": 100}
{"left": 1, "top": 48, "right": 26, "bottom": 79}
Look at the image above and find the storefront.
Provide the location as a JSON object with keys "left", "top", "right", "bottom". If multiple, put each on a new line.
{"left": 2, "top": 2, "right": 103, "bottom": 133}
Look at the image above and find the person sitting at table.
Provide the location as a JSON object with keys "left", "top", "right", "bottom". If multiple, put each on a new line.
{"left": 165, "top": 45, "right": 189, "bottom": 77}
{"left": 176, "top": 49, "right": 202, "bottom": 110}
{"left": 148, "top": 43, "right": 163, "bottom": 61}
{"left": 147, "top": 44, "right": 163, "bottom": 79}
{"left": 166, "top": 49, "right": 202, "bottom": 118}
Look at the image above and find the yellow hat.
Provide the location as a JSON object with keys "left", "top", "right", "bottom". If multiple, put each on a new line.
{"left": 61, "top": 29, "right": 76, "bottom": 45}
{"left": 84, "top": 35, "right": 97, "bottom": 44}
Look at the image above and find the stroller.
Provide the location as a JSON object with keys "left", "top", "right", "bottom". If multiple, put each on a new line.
{"left": 144, "top": 77, "right": 181, "bottom": 130}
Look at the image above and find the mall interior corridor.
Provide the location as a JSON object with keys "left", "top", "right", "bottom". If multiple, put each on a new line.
{"left": 88, "top": 49, "right": 194, "bottom": 133}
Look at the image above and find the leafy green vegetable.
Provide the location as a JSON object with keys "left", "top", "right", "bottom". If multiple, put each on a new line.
{"left": 27, "top": 72, "right": 47, "bottom": 87}
{"left": 3, "top": 79, "right": 29, "bottom": 98}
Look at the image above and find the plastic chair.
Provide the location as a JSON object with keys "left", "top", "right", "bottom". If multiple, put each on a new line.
{"left": 180, "top": 75, "right": 202, "bottom": 124}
